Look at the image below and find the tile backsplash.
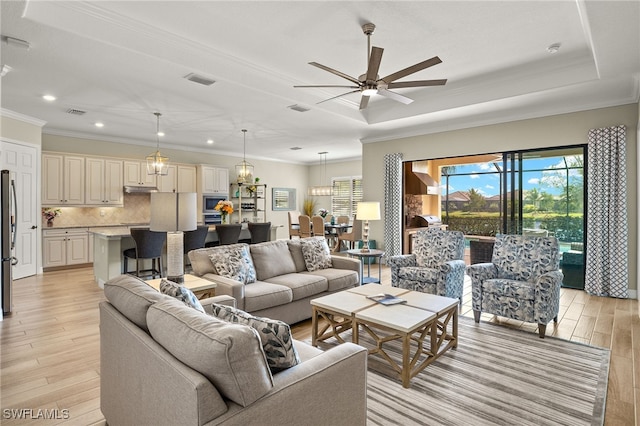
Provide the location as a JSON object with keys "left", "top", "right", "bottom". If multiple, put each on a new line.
{"left": 43, "top": 193, "right": 151, "bottom": 228}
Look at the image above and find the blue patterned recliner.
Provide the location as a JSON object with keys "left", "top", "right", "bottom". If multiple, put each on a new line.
{"left": 388, "top": 228, "right": 466, "bottom": 301}
{"left": 466, "top": 234, "right": 563, "bottom": 338}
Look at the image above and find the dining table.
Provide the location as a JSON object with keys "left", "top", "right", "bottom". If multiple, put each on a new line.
{"left": 324, "top": 223, "right": 352, "bottom": 252}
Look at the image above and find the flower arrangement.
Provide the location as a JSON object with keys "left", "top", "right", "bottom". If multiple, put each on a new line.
{"left": 318, "top": 208, "right": 328, "bottom": 218}
{"left": 215, "top": 200, "right": 234, "bottom": 223}
{"left": 42, "top": 208, "right": 61, "bottom": 226}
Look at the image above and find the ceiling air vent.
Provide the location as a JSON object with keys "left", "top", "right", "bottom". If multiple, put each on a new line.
{"left": 290, "top": 147, "right": 302, "bottom": 150}
{"left": 184, "top": 73, "right": 216, "bottom": 86}
{"left": 66, "top": 108, "right": 86, "bottom": 115}
{"left": 287, "top": 104, "right": 310, "bottom": 113}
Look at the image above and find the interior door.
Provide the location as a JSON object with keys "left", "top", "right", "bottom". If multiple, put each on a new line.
{"left": 0, "top": 140, "right": 39, "bottom": 279}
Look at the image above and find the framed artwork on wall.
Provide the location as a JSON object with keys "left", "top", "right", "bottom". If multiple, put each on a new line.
{"left": 272, "top": 188, "right": 296, "bottom": 211}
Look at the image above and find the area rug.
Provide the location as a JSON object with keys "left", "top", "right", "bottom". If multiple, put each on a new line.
{"left": 312, "top": 316, "right": 610, "bottom": 426}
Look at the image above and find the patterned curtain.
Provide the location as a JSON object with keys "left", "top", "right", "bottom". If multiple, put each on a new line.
{"left": 585, "top": 125, "right": 628, "bottom": 298}
{"left": 383, "top": 153, "right": 403, "bottom": 262}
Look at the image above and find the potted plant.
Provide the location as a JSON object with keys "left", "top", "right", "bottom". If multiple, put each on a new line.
{"left": 42, "top": 208, "right": 61, "bottom": 227}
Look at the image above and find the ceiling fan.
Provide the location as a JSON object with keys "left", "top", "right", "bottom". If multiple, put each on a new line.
{"left": 295, "top": 23, "right": 447, "bottom": 110}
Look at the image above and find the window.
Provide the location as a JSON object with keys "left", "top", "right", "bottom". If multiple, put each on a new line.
{"left": 331, "top": 176, "right": 362, "bottom": 219}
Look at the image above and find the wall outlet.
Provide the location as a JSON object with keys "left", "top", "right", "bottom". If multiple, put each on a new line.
{"left": 100, "top": 210, "right": 105, "bottom": 217}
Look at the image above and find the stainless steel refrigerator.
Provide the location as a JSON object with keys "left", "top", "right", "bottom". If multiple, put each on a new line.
{"left": 2, "top": 170, "right": 18, "bottom": 315}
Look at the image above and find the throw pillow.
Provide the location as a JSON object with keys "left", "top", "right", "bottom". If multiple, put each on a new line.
{"left": 159, "top": 278, "right": 205, "bottom": 313}
{"left": 211, "top": 304, "right": 301, "bottom": 373}
{"left": 208, "top": 245, "right": 256, "bottom": 284}
{"left": 300, "top": 237, "right": 333, "bottom": 272}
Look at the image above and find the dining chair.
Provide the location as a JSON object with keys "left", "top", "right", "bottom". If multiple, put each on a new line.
{"left": 336, "top": 215, "right": 350, "bottom": 225}
{"left": 312, "top": 216, "right": 325, "bottom": 237}
{"left": 123, "top": 228, "right": 166, "bottom": 279}
{"left": 298, "top": 215, "right": 312, "bottom": 238}
{"left": 288, "top": 210, "right": 301, "bottom": 239}
{"left": 337, "top": 219, "right": 362, "bottom": 251}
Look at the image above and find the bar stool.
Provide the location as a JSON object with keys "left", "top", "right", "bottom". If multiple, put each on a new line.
{"left": 209, "top": 224, "right": 242, "bottom": 246}
{"left": 123, "top": 228, "right": 166, "bottom": 279}
{"left": 183, "top": 225, "right": 209, "bottom": 272}
{"left": 248, "top": 222, "right": 271, "bottom": 243}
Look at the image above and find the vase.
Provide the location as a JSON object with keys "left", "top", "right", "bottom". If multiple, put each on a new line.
{"left": 221, "top": 215, "right": 228, "bottom": 225}
{"left": 47, "top": 220, "right": 53, "bottom": 227}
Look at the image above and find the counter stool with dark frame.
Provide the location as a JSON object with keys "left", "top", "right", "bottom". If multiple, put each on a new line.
{"left": 123, "top": 228, "right": 166, "bottom": 279}
{"left": 248, "top": 222, "right": 272, "bottom": 244}
{"left": 205, "top": 224, "right": 242, "bottom": 247}
{"left": 183, "top": 225, "right": 210, "bottom": 272}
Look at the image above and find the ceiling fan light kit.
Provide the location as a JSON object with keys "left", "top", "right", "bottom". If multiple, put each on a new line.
{"left": 295, "top": 22, "right": 447, "bottom": 110}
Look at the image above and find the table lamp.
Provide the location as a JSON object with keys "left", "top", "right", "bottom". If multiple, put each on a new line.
{"left": 356, "top": 201, "right": 380, "bottom": 253}
{"left": 150, "top": 192, "right": 197, "bottom": 283}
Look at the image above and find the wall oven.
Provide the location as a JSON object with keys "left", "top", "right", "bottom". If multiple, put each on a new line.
{"left": 202, "top": 195, "right": 227, "bottom": 224}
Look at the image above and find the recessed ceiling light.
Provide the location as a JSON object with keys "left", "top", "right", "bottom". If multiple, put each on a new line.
{"left": 95, "top": 122, "right": 104, "bottom": 128}
{"left": 42, "top": 94, "right": 56, "bottom": 101}
{"left": 207, "top": 139, "right": 214, "bottom": 144}
{"left": 157, "top": 131, "right": 165, "bottom": 137}
{"left": 547, "top": 43, "right": 561, "bottom": 54}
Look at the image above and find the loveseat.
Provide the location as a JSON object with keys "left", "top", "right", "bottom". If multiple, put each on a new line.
{"left": 100, "top": 274, "right": 368, "bottom": 425}
{"left": 188, "top": 237, "right": 361, "bottom": 324}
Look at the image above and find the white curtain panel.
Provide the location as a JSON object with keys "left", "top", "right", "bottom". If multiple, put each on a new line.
{"left": 585, "top": 125, "right": 628, "bottom": 298}
{"left": 383, "top": 153, "right": 403, "bottom": 261}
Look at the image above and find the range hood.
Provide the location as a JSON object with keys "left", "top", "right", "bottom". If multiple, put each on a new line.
{"left": 124, "top": 186, "right": 158, "bottom": 193}
{"left": 404, "top": 162, "right": 441, "bottom": 195}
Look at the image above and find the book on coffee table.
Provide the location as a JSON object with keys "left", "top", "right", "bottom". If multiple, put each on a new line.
{"left": 367, "top": 293, "right": 407, "bottom": 306}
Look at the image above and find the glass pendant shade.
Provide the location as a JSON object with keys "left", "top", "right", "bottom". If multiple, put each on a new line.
{"left": 235, "top": 129, "right": 254, "bottom": 183}
{"left": 308, "top": 151, "right": 333, "bottom": 196}
{"left": 147, "top": 112, "right": 169, "bottom": 176}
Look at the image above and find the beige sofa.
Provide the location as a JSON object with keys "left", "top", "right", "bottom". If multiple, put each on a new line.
{"left": 100, "top": 274, "right": 368, "bottom": 426}
{"left": 188, "top": 238, "right": 361, "bottom": 324}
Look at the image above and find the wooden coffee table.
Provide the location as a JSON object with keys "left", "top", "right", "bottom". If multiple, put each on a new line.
{"left": 145, "top": 274, "right": 217, "bottom": 299}
{"left": 311, "top": 285, "right": 458, "bottom": 388}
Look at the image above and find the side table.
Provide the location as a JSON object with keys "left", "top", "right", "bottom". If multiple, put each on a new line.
{"left": 145, "top": 274, "right": 217, "bottom": 299}
{"left": 346, "top": 249, "right": 385, "bottom": 284}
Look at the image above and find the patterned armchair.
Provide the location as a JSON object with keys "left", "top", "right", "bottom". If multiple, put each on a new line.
{"left": 466, "top": 234, "right": 563, "bottom": 338}
{"left": 388, "top": 229, "right": 466, "bottom": 301}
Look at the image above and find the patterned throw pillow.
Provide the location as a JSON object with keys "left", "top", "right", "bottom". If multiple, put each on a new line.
{"left": 300, "top": 237, "right": 333, "bottom": 272}
{"left": 159, "top": 279, "right": 205, "bottom": 313}
{"left": 210, "top": 304, "right": 301, "bottom": 373}
{"left": 208, "top": 245, "right": 256, "bottom": 284}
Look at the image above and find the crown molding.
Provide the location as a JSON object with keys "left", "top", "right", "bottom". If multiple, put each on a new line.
{"left": 0, "top": 109, "right": 47, "bottom": 127}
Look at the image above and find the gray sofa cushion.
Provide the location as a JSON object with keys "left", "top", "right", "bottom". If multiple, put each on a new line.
{"left": 244, "top": 282, "right": 293, "bottom": 312}
{"left": 210, "top": 304, "right": 301, "bottom": 373}
{"left": 104, "top": 275, "right": 167, "bottom": 332}
{"left": 265, "top": 273, "right": 328, "bottom": 300}
{"left": 250, "top": 240, "right": 297, "bottom": 281}
{"left": 147, "top": 297, "right": 273, "bottom": 407}
{"left": 304, "top": 269, "right": 359, "bottom": 292}
{"left": 287, "top": 239, "right": 308, "bottom": 272}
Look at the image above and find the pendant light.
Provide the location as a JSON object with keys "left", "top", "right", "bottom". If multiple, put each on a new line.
{"left": 235, "top": 129, "right": 254, "bottom": 183}
{"left": 308, "top": 151, "right": 333, "bottom": 196}
{"left": 146, "top": 112, "right": 169, "bottom": 175}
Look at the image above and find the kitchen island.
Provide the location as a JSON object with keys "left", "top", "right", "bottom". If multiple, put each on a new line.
{"left": 91, "top": 224, "right": 279, "bottom": 287}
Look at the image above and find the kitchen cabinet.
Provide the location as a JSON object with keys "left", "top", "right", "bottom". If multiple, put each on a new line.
{"left": 85, "top": 157, "right": 123, "bottom": 205}
{"left": 42, "top": 154, "right": 85, "bottom": 205}
{"left": 198, "top": 165, "right": 229, "bottom": 194}
{"left": 158, "top": 164, "right": 197, "bottom": 193}
{"left": 123, "top": 161, "right": 157, "bottom": 187}
{"left": 43, "top": 228, "right": 90, "bottom": 268}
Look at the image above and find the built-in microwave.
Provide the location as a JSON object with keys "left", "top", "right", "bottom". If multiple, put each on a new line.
{"left": 202, "top": 195, "right": 228, "bottom": 214}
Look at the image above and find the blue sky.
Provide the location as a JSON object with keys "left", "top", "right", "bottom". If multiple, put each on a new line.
{"left": 444, "top": 155, "right": 583, "bottom": 197}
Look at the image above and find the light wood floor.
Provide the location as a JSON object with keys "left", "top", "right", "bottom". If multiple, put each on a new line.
{"left": 1, "top": 266, "right": 638, "bottom": 425}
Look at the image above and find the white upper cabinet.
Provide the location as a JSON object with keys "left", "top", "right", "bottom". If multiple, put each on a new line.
{"left": 123, "top": 161, "right": 157, "bottom": 187}
{"left": 85, "top": 157, "right": 123, "bottom": 205}
{"left": 157, "top": 164, "right": 197, "bottom": 193}
{"left": 42, "top": 154, "right": 85, "bottom": 205}
{"left": 198, "top": 165, "right": 229, "bottom": 195}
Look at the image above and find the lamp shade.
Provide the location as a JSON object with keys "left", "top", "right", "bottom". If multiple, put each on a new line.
{"left": 356, "top": 202, "right": 381, "bottom": 221}
{"left": 150, "top": 192, "right": 197, "bottom": 232}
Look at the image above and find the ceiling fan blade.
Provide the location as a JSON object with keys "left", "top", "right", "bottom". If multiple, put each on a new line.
{"left": 316, "top": 89, "right": 361, "bottom": 105}
{"left": 294, "top": 85, "right": 360, "bottom": 89}
{"left": 380, "top": 56, "right": 443, "bottom": 83}
{"left": 365, "top": 47, "right": 384, "bottom": 82}
{"left": 309, "top": 62, "right": 362, "bottom": 85}
{"left": 386, "top": 79, "right": 447, "bottom": 89}
{"left": 377, "top": 89, "right": 413, "bottom": 105}
{"left": 359, "top": 95, "right": 370, "bottom": 110}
